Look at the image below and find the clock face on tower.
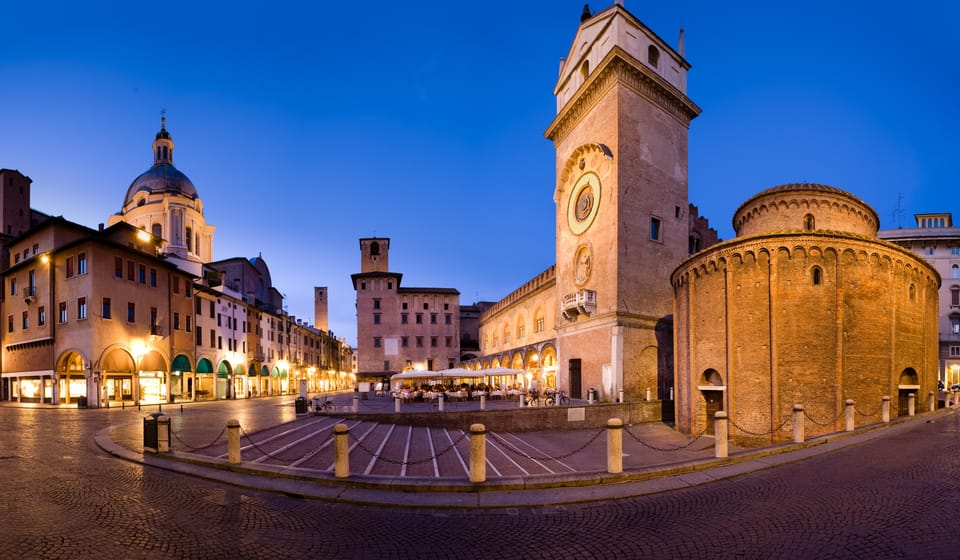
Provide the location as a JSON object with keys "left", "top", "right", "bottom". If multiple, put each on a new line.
{"left": 567, "top": 171, "right": 601, "bottom": 235}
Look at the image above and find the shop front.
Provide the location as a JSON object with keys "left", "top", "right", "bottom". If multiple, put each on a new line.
{"left": 58, "top": 352, "right": 88, "bottom": 405}
{"left": 170, "top": 355, "right": 193, "bottom": 402}
{"left": 195, "top": 358, "right": 215, "bottom": 400}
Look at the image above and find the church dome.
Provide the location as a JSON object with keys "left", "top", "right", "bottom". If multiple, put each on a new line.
{"left": 123, "top": 117, "right": 199, "bottom": 206}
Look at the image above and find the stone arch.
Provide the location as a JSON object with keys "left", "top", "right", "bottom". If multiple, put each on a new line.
{"left": 555, "top": 143, "right": 614, "bottom": 202}
{"left": 57, "top": 351, "right": 88, "bottom": 404}
{"left": 898, "top": 368, "right": 919, "bottom": 386}
{"left": 699, "top": 368, "right": 725, "bottom": 436}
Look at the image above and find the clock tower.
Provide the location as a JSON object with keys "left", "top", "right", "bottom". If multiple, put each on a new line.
{"left": 545, "top": 3, "right": 700, "bottom": 400}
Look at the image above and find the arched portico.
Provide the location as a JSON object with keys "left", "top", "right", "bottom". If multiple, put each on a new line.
{"left": 57, "top": 351, "right": 88, "bottom": 405}
{"left": 259, "top": 365, "right": 270, "bottom": 396}
{"left": 217, "top": 361, "right": 232, "bottom": 399}
{"left": 171, "top": 354, "right": 192, "bottom": 401}
{"left": 100, "top": 347, "right": 136, "bottom": 403}
{"left": 137, "top": 350, "right": 169, "bottom": 404}
{"left": 195, "top": 358, "right": 215, "bottom": 400}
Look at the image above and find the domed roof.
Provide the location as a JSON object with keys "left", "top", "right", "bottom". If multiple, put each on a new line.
{"left": 732, "top": 182, "right": 880, "bottom": 239}
{"left": 124, "top": 164, "right": 198, "bottom": 205}
{"left": 123, "top": 117, "right": 199, "bottom": 207}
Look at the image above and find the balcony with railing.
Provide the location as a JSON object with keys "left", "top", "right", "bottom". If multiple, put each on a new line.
{"left": 561, "top": 289, "right": 597, "bottom": 320}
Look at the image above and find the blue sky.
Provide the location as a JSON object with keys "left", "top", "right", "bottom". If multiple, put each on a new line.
{"left": 2, "top": 1, "right": 957, "bottom": 347}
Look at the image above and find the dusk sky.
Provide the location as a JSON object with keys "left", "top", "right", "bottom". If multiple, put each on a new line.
{"left": 2, "top": 1, "right": 957, "bottom": 347}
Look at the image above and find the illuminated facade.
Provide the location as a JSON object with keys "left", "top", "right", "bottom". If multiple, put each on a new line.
{"left": 106, "top": 117, "right": 215, "bottom": 276}
{"left": 0, "top": 122, "right": 354, "bottom": 404}
{"left": 1, "top": 218, "right": 195, "bottom": 406}
{"left": 352, "top": 237, "right": 460, "bottom": 379}
{"left": 467, "top": 3, "right": 717, "bottom": 400}
{"left": 879, "top": 213, "right": 960, "bottom": 387}
{"left": 673, "top": 184, "right": 940, "bottom": 441}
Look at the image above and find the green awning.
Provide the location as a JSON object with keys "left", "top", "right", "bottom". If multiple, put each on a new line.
{"left": 171, "top": 355, "right": 192, "bottom": 372}
{"left": 196, "top": 358, "right": 214, "bottom": 374}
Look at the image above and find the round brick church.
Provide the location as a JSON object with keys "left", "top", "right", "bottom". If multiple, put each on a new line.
{"left": 672, "top": 184, "right": 940, "bottom": 442}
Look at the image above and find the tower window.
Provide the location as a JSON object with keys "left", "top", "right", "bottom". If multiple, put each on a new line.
{"left": 648, "top": 45, "right": 660, "bottom": 68}
{"left": 650, "top": 217, "right": 662, "bottom": 241}
{"left": 152, "top": 223, "right": 162, "bottom": 239}
{"left": 186, "top": 227, "right": 193, "bottom": 252}
{"left": 952, "top": 265, "right": 959, "bottom": 279}
{"left": 370, "top": 242, "right": 380, "bottom": 256}
{"left": 812, "top": 266, "right": 823, "bottom": 285}
{"left": 804, "top": 214, "right": 815, "bottom": 231}
{"left": 909, "top": 284, "right": 917, "bottom": 301}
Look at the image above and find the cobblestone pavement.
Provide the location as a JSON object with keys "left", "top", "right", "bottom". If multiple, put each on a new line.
{"left": 2, "top": 398, "right": 959, "bottom": 559}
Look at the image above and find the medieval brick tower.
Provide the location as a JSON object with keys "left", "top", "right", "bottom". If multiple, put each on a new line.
{"left": 544, "top": 3, "right": 700, "bottom": 400}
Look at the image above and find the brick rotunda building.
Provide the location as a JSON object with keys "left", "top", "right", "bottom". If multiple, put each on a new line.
{"left": 672, "top": 184, "right": 940, "bottom": 443}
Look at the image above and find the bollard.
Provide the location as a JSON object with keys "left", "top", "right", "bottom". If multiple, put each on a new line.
{"left": 929, "top": 391, "right": 935, "bottom": 413}
{"left": 792, "top": 404, "right": 804, "bottom": 443}
{"left": 334, "top": 423, "right": 350, "bottom": 478}
{"left": 157, "top": 415, "right": 170, "bottom": 453}
{"left": 227, "top": 419, "right": 241, "bottom": 464}
{"left": 518, "top": 392, "right": 524, "bottom": 408}
{"left": 180, "top": 404, "right": 183, "bottom": 415}
{"left": 439, "top": 393, "right": 445, "bottom": 412}
{"left": 645, "top": 387, "right": 651, "bottom": 402}
{"left": 882, "top": 396, "right": 891, "bottom": 423}
{"left": 607, "top": 418, "right": 623, "bottom": 474}
{"left": 395, "top": 396, "right": 401, "bottom": 413}
{"left": 619, "top": 389, "right": 625, "bottom": 404}
{"left": 714, "top": 411, "right": 728, "bottom": 458}
{"left": 480, "top": 394, "right": 486, "bottom": 411}
{"left": 908, "top": 393, "right": 916, "bottom": 417}
{"left": 353, "top": 393, "right": 360, "bottom": 414}
{"left": 469, "top": 423, "right": 486, "bottom": 483}
{"left": 845, "top": 399, "right": 855, "bottom": 431}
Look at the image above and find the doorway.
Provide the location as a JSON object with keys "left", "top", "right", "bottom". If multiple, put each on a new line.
{"left": 569, "top": 359, "right": 582, "bottom": 399}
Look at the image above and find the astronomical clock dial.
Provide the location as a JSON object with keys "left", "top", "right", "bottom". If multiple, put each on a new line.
{"left": 567, "top": 171, "right": 600, "bottom": 235}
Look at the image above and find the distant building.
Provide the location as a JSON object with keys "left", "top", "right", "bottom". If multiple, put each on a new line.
{"left": 458, "top": 300, "right": 494, "bottom": 362}
{"left": 879, "top": 213, "right": 960, "bottom": 386}
{"left": 352, "top": 238, "right": 460, "bottom": 380}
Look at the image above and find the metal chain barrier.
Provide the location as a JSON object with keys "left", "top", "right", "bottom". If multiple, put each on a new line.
{"left": 489, "top": 428, "right": 605, "bottom": 462}
{"left": 623, "top": 425, "right": 709, "bottom": 451}
{"left": 854, "top": 403, "right": 881, "bottom": 417}
{"left": 347, "top": 429, "right": 469, "bottom": 466}
{"left": 170, "top": 426, "right": 226, "bottom": 452}
{"left": 802, "top": 408, "right": 845, "bottom": 427}
{"left": 239, "top": 427, "right": 302, "bottom": 463}
{"left": 728, "top": 415, "right": 791, "bottom": 437}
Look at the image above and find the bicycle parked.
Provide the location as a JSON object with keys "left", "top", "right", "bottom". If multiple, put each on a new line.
{"left": 316, "top": 398, "right": 337, "bottom": 414}
{"left": 545, "top": 389, "right": 570, "bottom": 406}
